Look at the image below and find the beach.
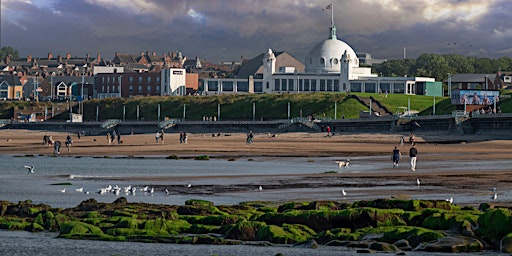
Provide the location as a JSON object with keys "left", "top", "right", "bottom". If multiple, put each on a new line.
{"left": 1, "top": 129, "right": 512, "bottom": 207}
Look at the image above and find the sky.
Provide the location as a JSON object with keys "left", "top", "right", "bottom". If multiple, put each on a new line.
{"left": 1, "top": 0, "right": 512, "bottom": 64}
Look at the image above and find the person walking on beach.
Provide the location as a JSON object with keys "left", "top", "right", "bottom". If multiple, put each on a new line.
{"left": 409, "top": 143, "right": 418, "bottom": 171}
{"left": 392, "top": 146, "right": 401, "bottom": 168}
{"left": 400, "top": 136, "right": 404, "bottom": 146}
{"left": 179, "top": 131, "right": 184, "bottom": 144}
{"left": 107, "top": 132, "right": 111, "bottom": 145}
{"left": 246, "top": 131, "right": 254, "bottom": 145}
{"left": 54, "top": 140, "right": 61, "bottom": 156}
{"left": 65, "top": 134, "right": 72, "bottom": 152}
{"left": 160, "top": 129, "right": 165, "bottom": 144}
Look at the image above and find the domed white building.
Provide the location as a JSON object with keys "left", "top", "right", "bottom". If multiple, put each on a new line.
{"left": 203, "top": 6, "right": 438, "bottom": 97}
{"left": 304, "top": 21, "right": 359, "bottom": 74}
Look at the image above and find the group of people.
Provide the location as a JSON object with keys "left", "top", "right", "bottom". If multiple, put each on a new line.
{"left": 107, "top": 130, "right": 121, "bottom": 145}
{"left": 392, "top": 136, "right": 418, "bottom": 171}
{"left": 179, "top": 131, "right": 188, "bottom": 144}
{"left": 43, "top": 133, "right": 64, "bottom": 156}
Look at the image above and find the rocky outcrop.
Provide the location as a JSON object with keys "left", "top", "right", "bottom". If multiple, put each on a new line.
{"left": 2, "top": 198, "right": 512, "bottom": 253}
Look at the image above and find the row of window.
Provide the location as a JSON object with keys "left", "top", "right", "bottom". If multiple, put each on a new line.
{"left": 206, "top": 79, "right": 408, "bottom": 94}
{"left": 100, "top": 76, "right": 161, "bottom": 84}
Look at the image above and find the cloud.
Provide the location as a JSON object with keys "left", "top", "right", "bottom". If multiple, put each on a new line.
{"left": 1, "top": 0, "right": 511, "bottom": 63}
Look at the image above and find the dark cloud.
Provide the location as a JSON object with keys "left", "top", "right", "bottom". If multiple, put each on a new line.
{"left": 1, "top": 0, "right": 511, "bottom": 63}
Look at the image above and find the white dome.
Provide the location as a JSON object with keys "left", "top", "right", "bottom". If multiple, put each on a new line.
{"left": 305, "top": 38, "right": 359, "bottom": 73}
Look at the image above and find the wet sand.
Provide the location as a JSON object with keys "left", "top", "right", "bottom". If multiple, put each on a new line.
{"left": 2, "top": 129, "right": 512, "bottom": 206}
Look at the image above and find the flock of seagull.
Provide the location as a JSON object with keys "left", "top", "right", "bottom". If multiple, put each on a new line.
{"left": 332, "top": 160, "right": 500, "bottom": 204}
{"left": 23, "top": 162, "right": 500, "bottom": 203}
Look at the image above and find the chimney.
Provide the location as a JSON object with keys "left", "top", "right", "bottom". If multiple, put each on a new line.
{"left": 86, "top": 53, "right": 90, "bottom": 61}
{"left": 58, "top": 55, "right": 62, "bottom": 63}
{"left": 115, "top": 52, "right": 119, "bottom": 57}
{"left": 48, "top": 53, "right": 53, "bottom": 60}
{"left": 146, "top": 51, "right": 150, "bottom": 56}
{"left": 97, "top": 53, "right": 101, "bottom": 63}
{"left": 141, "top": 51, "right": 145, "bottom": 56}
{"left": 66, "top": 53, "right": 71, "bottom": 59}
{"left": 27, "top": 54, "right": 32, "bottom": 62}
{"left": 153, "top": 52, "right": 156, "bottom": 57}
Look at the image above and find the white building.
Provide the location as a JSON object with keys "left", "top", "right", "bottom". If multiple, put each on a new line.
{"left": 161, "top": 68, "right": 187, "bottom": 96}
{"left": 203, "top": 7, "right": 435, "bottom": 95}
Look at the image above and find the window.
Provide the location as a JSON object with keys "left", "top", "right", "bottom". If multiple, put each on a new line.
{"left": 304, "top": 79, "right": 310, "bottom": 91}
{"left": 320, "top": 79, "right": 326, "bottom": 91}
{"left": 320, "top": 58, "right": 325, "bottom": 65}
{"left": 266, "top": 82, "right": 269, "bottom": 89}
{"left": 365, "top": 82, "right": 376, "bottom": 93}
{"left": 129, "top": 77, "right": 134, "bottom": 83}
{"left": 156, "top": 77, "right": 160, "bottom": 83}
{"left": 147, "top": 77, "right": 151, "bottom": 83}
{"left": 138, "top": 77, "right": 142, "bottom": 84}
{"left": 147, "top": 85, "right": 151, "bottom": 92}
{"left": 274, "top": 79, "right": 280, "bottom": 91}
{"left": 129, "top": 85, "right": 133, "bottom": 92}
{"left": 207, "top": 81, "right": 219, "bottom": 91}
{"left": 333, "top": 58, "right": 338, "bottom": 64}
{"left": 334, "top": 80, "right": 339, "bottom": 91}
{"left": 281, "top": 79, "right": 287, "bottom": 91}
{"left": 156, "top": 85, "right": 160, "bottom": 92}
{"left": 299, "top": 79, "right": 303, "bottom": 91}
{"left": 138, "top": 85, "right": 142, "bottom": 93}
{"left": 288, "top": 79, "right": 294, "bottom": 91}
{"left": 311, "top": 79, "right": 317, "bottom": 91}
{"left": 327, "top": 80, "right": 333, "bottom": 91}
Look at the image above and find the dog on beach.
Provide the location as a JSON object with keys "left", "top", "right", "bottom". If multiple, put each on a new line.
{"left": 335, "top": 159, "right": 350, "bottom": 169}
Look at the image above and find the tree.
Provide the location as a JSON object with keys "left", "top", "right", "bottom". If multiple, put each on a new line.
{"left": 0, "top": 46, "right": 19, "bottom": 61}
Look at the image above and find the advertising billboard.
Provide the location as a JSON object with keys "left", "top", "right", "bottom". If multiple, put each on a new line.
{"left": 451, "top": 90, "right": 499, "bottom": 105}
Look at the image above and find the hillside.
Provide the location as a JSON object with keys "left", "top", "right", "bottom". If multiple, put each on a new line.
{"left": 1, "top": 92, "right": 511, "bottom": 122}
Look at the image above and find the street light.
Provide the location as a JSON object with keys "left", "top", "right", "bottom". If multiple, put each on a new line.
{"left": 50, "top": 72, "right": 55, "bottom": 101}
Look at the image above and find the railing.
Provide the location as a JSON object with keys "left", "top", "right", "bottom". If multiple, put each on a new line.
{"left": 101, "top": 119, "right": 121, "bottom": 129}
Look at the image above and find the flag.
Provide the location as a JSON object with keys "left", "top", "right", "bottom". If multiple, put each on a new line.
{"left": 322, "top": 3, "right": 332, "bottom": 11}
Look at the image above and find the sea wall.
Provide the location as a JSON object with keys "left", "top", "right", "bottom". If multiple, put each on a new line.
{"left": 3, "top": 114, "right": 512, "bottom": 135}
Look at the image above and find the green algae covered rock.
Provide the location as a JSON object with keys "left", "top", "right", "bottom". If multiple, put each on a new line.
{"left": 422, "top": 210, "right": 480, "bottom": 235}
{"left": 316, "top": 228, "right": 359, "bottom": 243}
{"left": 0, "top": 218, "right": 31, "bottom": 230}
{"left": 500, "top": 232, "right": 512, "bottom": 253}
{"left": 224, "top": 221, "right": 266, "bottom": 240}
{"left": 422, "top": 236, "right": 483, "bottom": 253}
{"left": 477, "top": 208, "right": 512, "bottom": 245}
{"left": 380, "top": 226, "right": 446, "bottom": 248}
{"left": 59, "top": 221, "right": 104, "bottom": 237}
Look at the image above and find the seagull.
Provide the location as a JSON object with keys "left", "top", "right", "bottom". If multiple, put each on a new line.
{"left": 75, "top": 187, "right": 83, "bottom": 193}
{"left": 416, "top": 178, "right": 420, "bottom": 186}
{"left": 24, "top": 165, "right": 35, "bottom": 174}
{"left": 149, "top": 187, "right": 154, "bottom": 194}
{"left": 445, "top": 197, "right": 453, "bottom": 204}
{"left": 491, "top": 187, "right": 497, "bottom": 193}
{"left": 342, "top": 189, "right": 347, "bottom": 197}
{"left": 165, "top": 189, "right": 169, "bottom": 195}
{"left": 492, "top": 192, "right": 498, "bottom": 201}
{"left": 58, "top": 188, "right": 66, "bottom": 193}
{"left": 187, "top": 182, "right": 192, "bottom": 188}
{"left": 84, "top": 190, "right": 90, "bottom": 195}
{"left": 258, "top": 186, "right": 263, "bottom": 191}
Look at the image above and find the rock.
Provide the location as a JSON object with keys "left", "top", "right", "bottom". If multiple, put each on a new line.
{"left": 355, "top": 248, "right": 376, "bottom": 253}
{"left": 325, "top": 240, "right": 350, "bottom": 246}
{"left": 500, "top": 232, "right": 512, "bottom": 253}
{"left": 368, "top": 241, "right": 398, "bottom": 252}
{"left": 393, "top": 239, "right": 413, "bottom": 251}
{"left": 422, "top": 236, "right": 483, "bottom": 253}
{"left": 292, "top": 239, "right": 318, "bottom": 249}
{"left": 112, "top": 197, "right": 127, "bottom": 204}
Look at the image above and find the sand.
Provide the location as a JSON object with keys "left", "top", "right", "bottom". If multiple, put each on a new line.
{"left": 2, "top": 129, "right": 512, "bottom": 206}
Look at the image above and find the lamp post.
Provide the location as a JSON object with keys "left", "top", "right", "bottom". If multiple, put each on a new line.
{"left": 447, "top": 73, "right": 452, "bottom": 97}
{"left": 485, "top": 75, "right": 488, "bottom": 90}
{"left": 50, "top": 72, "right": 55, "bottom": 101}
